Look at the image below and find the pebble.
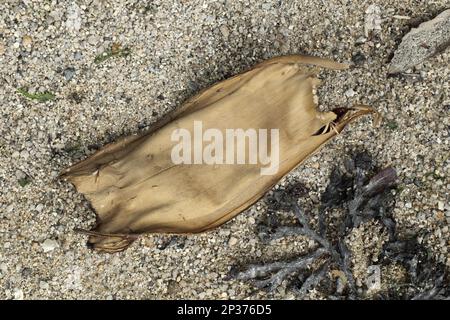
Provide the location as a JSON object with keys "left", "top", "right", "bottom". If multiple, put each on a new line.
{"left": 41, "top": 239, "right": 59, "bottom": 252}
{"left": 22, "top": 35, "right": 32, "bottom": 47}
{"left": 66, "top": 3, "right": 82, "bottom": 32}
{"left": 13, "top": 288, "right": 24, "bottom": 300}
{"left": 63, "top": 67, "right": 76, "bottom": 81}
{"left": 16, "top": 170, "right": 26, "bottom": 180}
{"left": 352, "top": 52, "right": 366, "bottom": 65}
{"left": 20, "top": 150, "right": 29, "bottom": 160}
{"left": 345, "top": 88, "right": 356, "bottom": 97}
{"left": 219, "top": 25, "right": 230, "bottom": 39}
{"left": 74, "top": 51, "right": 82, "bottom": 60}
{"left": 355, "top": 36, "right": 367, "bottom": 44}
{"left": 228, "top": 237, "right": 238, "bottom": 246}
{"left": 88, "top": 35, "right": 100, "bottom": 46}
{"left": 310, "top": 162, "right": 320, "bottom": 169}
{"left": 0, "top": 43, "right": 5, "bottom": 55}
{"left": 0, "top": 263, "right": 7, "bottom": 274}
{"left": 39, "top": 281, "right": 49, "bottom": 290}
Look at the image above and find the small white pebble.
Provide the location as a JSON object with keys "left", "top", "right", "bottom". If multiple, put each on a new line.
{"left": 20, "top": 150, "right": 29, "bottom": 159}
{"left": 228, "top": 237, "right": 238, "bottom": 246}
{"left": 0, "top": 263, "right": 7, "bottom": 274}
{"left": 22, "top": 35, "right": 32, "bottom": 47}
{"left": 345, "top": 88, "right": 356, "bottom": 97}
{"left": 219, "top": 25, "right": 229, "bottom": 39}
{"left": 13, "top": 288, "right": 24, "bottom": 300}
{"left": 41, "top": 239, "right": 59, "bottom": 252}
{"left": 39, "top": 281, "right": 49, "bottom": 290}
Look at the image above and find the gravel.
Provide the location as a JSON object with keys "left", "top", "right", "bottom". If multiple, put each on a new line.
{"left": 0, "top": 0, "right": 448, "bottom": 299}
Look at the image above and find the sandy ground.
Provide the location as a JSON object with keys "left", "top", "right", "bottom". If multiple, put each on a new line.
{"left": 0, "top": 0, "right": 448, "bottom": 299}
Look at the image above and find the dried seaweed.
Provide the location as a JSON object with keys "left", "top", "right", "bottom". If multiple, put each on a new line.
{"left": 231, "top": 151, "right": 449, "bottom": 299}
{"left": 231, "top": 248, "right": 328, "bottom": 291}
{"left": 379, "top": 238, "right": 449, "bottom": 299}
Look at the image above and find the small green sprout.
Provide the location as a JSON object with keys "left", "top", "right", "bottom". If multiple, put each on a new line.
{"left": 386, "top": 120, "right": 398, "bottom": 131}
{"left": 18, "top": 177, "right": 31, "bottom": 187}
{"left": 17, "top": 88, "right": 55, "bottom": 102}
